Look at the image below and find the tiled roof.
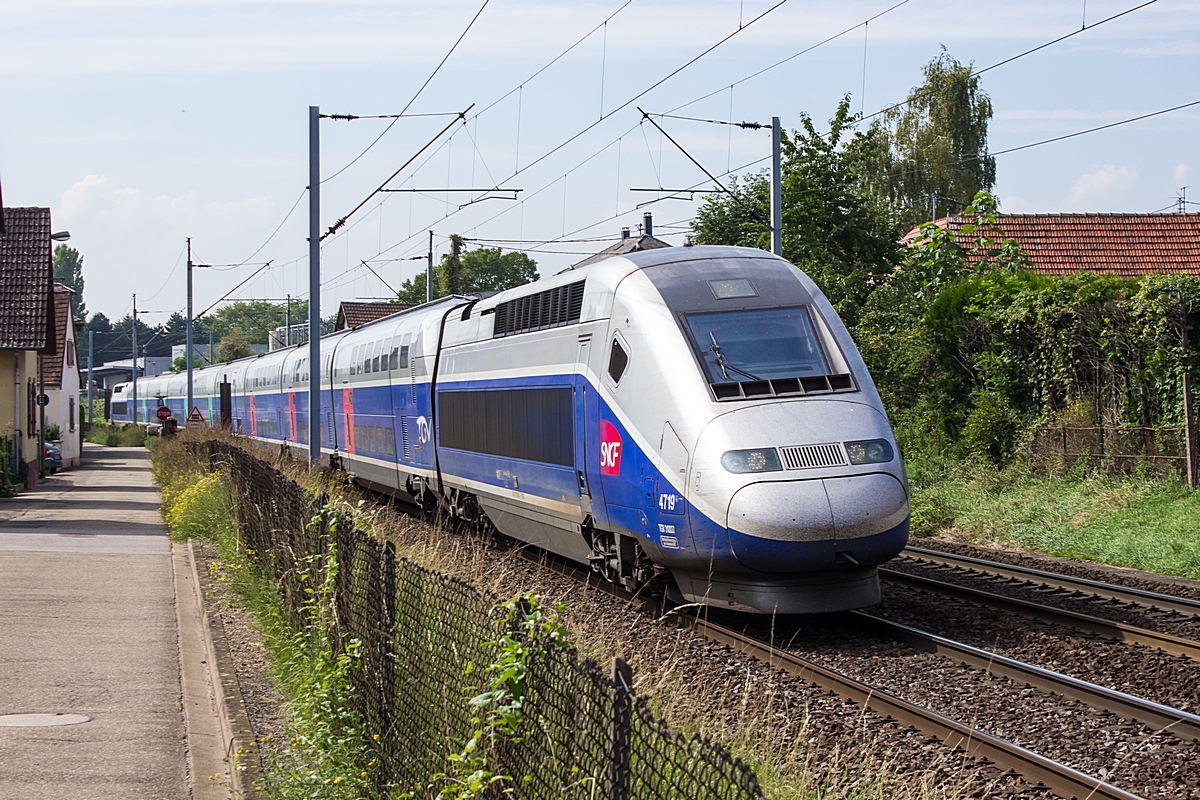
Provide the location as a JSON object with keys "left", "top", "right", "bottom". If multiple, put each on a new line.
{"left": 335, "top": 301, "right": 412, "bottom": 331}
{"left": 567, "top": 235, "right": 672, "bottom": 270}
{"left": 0, "top": 207, "right": 56, "bottom": 351}
{"left": 905, "top": 213, "right": 1200, "bottom": 278}
{"left": 44, "top": 285, "right": 75, "bottom": 387}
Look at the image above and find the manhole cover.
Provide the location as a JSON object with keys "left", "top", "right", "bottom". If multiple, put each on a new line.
{"left": 0, "top": 713, "right": 92, "bottom": 727}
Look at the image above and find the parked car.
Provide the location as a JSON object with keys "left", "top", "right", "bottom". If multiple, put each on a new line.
{"left": 43, "top": 442, "right": 62, "bottom": 474}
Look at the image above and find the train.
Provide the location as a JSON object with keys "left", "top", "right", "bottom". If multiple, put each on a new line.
{"left": 113, "top": 244, "right": 909, "bottom": 613}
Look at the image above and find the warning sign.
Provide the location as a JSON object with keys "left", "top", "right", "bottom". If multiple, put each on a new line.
{"left": 186, "top": 406, "right": 206, "bottom": 428}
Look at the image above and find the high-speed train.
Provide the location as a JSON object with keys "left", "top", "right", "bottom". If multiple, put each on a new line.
{"left": 114, "top": 245, "right": 909, "bottom": 613}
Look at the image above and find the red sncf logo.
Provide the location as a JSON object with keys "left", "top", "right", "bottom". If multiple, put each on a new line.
{"left": 600, "top": 420, "right": 622, "bottom": 475}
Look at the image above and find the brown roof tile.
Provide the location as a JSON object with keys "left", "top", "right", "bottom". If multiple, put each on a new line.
{"left": 567, "top": 234, "right": 672, "bottom": 270}
{"left": 335, "top": 301, "right": 412, "bottom": 330}
{"left": 0, "top": 207, "right": 55, "bottom": 352}
{"left": 44, "top": 285, "right": 75, "bottom": 387}
{"left": 907, "top": 213, "right": 1200, "bottom": 278}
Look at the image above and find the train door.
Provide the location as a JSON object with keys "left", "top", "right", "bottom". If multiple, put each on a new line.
{"left": 576, "top": 334, "right": 609, "bottom": 529}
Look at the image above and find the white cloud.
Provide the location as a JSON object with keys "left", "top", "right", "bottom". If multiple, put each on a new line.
{"left": 1068, "top": 165, "right": 1138, "bottom": 209}
{"left": 53, "top": 175, "right": 281, "bottom": 319}
{"left": 1175, "top": 164, "right": 1194, "bottom": 186}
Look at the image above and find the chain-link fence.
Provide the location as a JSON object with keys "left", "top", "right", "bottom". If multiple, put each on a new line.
{"left": 1029, "top": 424, "right": 1194, "bottom": 479}
{"left": 190, "top": 440, "right": 765, "bottom": 800}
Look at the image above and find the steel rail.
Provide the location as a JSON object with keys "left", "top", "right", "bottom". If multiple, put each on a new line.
{"left": 881, "top": 569, "right": 1200, "bottom": 662}
{"left": 852, "top": 611, "right": 1200, "bottom": 741}
{"left": 903, "top": 546, "right": 1200, "bottom": 617}
{"left": 692, "top": 617, "right": 1145, "bottom": 800}
{"left": 519, "top": 549, "right": 1146, "bottom": 799}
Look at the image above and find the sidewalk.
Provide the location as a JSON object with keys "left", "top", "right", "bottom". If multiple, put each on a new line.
{"left": 0, "top": 444, "right": 189, "bottom": 799}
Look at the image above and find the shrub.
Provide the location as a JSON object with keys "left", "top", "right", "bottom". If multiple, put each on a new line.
{"left": 954, "top": 391, "right": 1020, "bottom": 466}
{"left": 45, "top": 423, "right": 61, "bottom": 442}
{"left": 119, "top": 425, "right": 146, "bottom": 447}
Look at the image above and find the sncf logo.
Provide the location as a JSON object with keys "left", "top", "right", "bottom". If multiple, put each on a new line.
{"left": 600, "top": 420, "right": 622, "bottom": 475}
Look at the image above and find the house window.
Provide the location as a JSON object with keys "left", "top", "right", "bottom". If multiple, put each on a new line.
{"left": 67, "top": 343, "right": 75, "bottom": 367}
{"left": 69, "top": 397, "right": 76, "bottom": 432}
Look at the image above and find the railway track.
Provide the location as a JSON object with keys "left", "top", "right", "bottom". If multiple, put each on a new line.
{"left": 524, "top": 549, "right": 1166, "bottom": 800}
{"left": 903, "top": 546, "right": 1200, "bottom": 618}
{"left": 881, "top": 561, "right": 1200, "bottom": 661}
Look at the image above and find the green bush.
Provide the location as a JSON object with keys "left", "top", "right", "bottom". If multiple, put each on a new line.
{"left": 118, "top": 425, "right": 146, "bottom": 447}
{"left": 45, "top": 423, "right": 61, "bottom": 442}
{"left": 954, "top": 391, "right": 1021, "bottom": 465}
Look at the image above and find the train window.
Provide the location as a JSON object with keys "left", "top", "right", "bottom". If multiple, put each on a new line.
{"left": 608, "top": 337, "right": 629, "bottom": 385}
{"left": 684, "top": 306, "right": 831, "bottom": 383}
{"left": 362, "top": 346, "right": 371, "bottom": 374}
{"left": 399, "top": 345, "right": 410, "bottom": 369}
{"left": 708, "top": 279, "right": 758, "bottom": 300}
{"left": 389, "top": 347, "right": 399, "bottom": 371}
{"left": 371, "top": 341, "right": 381, "bottom": 373}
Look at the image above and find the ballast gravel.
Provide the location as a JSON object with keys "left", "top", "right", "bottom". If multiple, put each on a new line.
{"left": 763, "top": 613, "right": 1200, "bottom": 800}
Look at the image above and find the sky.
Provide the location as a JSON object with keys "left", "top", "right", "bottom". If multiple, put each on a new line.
{"left": 1, "top": 0, "right": 1197, "bottom": 326}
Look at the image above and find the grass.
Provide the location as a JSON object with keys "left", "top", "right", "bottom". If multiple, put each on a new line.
{"left": 153, "top": 432, "right": 996, "bottom": 800}
{"left": 155, "top": 442, "right": 371, "bottom": 799}
{"left": 84, "top": 422, "right": 147, "bottom": 447}
{"left": 908, "top": 456, "right": 1200, "bottom": 579}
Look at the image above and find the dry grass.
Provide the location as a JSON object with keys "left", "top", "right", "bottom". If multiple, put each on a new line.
{"left": 167, "top": 430, "right": 1000, "bottom": 799}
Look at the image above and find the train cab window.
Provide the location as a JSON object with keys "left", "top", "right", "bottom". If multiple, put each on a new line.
{"left": 608, "top": 337, "right": 629, "bottom": 385}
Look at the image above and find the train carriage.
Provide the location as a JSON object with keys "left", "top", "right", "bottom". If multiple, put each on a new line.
{"left": 110, "top": 245, "right": 908, "bottom": 613}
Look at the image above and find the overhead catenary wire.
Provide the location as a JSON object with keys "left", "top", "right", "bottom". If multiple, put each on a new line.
{"left": 321, "top": 0, "right": 491, "bottom": 185}
{"left": 859, "top": 0, "right": 1159, "bottom": 123}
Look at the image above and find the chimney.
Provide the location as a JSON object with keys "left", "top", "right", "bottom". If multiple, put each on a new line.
{"left": 643, "top": 212, "right": 653, "bottom": 237}
{"left": 621, "top": 227, "right": 630, "bottom": 239}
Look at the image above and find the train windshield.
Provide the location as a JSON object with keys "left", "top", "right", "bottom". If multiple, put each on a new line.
{"left": 684, "top": 306, "right": 830, "bottom": 383}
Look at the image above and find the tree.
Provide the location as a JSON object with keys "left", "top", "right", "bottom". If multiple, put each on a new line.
{"left": 397, "top": 244, "right": 539, "bottom": 304}
{"left": 217, "top": 330, "right": 255, "bottom": 362}
{"left": 86, "top": 312, "right": 112, "bottom": 334}
{"left": 691, "top": 97, "right": 902, "bottom": 327}
{"left": 877, "top": 50, "right": 996, "bottom": 228}
{"left": 52, "top": 245, "right": 86, "bottom": 320}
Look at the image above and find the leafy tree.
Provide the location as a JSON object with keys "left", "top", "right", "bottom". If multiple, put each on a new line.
{"left": 691, "top": 97, "right": 902, "bottom": 327}
{"left": 876, "top": 50, "right": 996, "bottom": 228}
{"left": 52, "top": 245, "right": 86, "bottom": 320}
{"left": 196, "top": 299, "right": 308, "bottom": 345}
{"left": 397, "top": 243, "right": 539, "bottom": 304}
{"left": 86, "top": 312, "right": 112, "bottom": 334}
{"left": 217, "top": 329, "right": 255, "bottom": 362}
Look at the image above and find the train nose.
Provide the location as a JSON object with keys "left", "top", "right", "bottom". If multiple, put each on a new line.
{"left": 726, "top": 474, "right": 909, "bottom": 573}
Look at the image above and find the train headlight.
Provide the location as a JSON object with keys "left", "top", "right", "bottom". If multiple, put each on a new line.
{"left": 844, "top": 439, "right": 894, "bottom": 465}
{"left": 721, "top": 448, "right": 782, "bottom": 474}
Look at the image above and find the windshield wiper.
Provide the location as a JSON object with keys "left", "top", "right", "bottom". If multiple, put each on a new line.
{"left": 708, "top": 332, "right": 761, "bottom": 382}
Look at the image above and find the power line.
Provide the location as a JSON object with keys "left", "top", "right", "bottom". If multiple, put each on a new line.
{"left": 989, "top": 100, "right": 1200, "bottom": 158}
{"left": 639, "top": 108, "right": 768, "bottom": 225}
{"left": 323, "top": 107, "right": 473, "bottom": 240}
{"left": 860, "top": 0, "right": 1159, "bottom": 123}
{"left": 321, "top": 0, "right": 491, "bottom": 185}
{"left": 667, "top": 0, "right": 914, "bottom": 116}
{"left": 348, "top": 3, "right": 788, "bottom": 268}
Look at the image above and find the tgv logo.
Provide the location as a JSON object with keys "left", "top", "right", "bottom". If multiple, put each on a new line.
{"left": 600, "top": 420, "right": 622, "bottom": 475}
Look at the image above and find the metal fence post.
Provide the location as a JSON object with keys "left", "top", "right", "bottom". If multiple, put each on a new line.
{"left": 609, "top": 656, "right": 632, "bottom": 800}
{"left": 1185, "top": 372, "right": 1197, "bottom": 490}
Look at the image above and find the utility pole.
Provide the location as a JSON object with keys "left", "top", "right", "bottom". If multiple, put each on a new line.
{"left": 186, "top": 237, "right": 194, "bottom": 420}
{"left": 285, "top": 295, "right": 291, "bottom": 347}
{"left": 308, "top": 105, "right": 321, "bottom": 463}
{"left": 770, "top": 116, "right": 782, "bottom": 257}
{"left": 426, "top": 230, "right": 434, "bottom": 303}
{"left": 87, "top": 330, "right": 94, "bottom": 425}
{"left": 208, "top": 330, "right": 213, "bottom": 366}
{"left": 131, "top": 293, "right": 138, "bottom": 425}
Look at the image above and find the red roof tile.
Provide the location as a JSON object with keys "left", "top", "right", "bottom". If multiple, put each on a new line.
{"left": 905, "top": 213, "right": 1200, "bottom": 278}
{"left": 335, "top": 301, "right": 412, "bottom": 330}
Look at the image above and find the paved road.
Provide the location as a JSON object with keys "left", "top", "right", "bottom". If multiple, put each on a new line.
{"left": 0, "top": 444, "right": 188, "bottom": 799}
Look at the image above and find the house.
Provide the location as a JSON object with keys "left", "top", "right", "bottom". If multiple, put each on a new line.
{"left": 0, "top": 207, "right": 58, "bottom": 487}
{"left": 905, "top": 212, "right": 1200, "bottom": 278}
{"left": 568, "top": 219, "right": 671, "bottom": 270}
{"left": 335, "top": 301, "right": 412, "bottom": 331}
{"left": 43, "top": 284, "right": 82, "bottom": 467}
